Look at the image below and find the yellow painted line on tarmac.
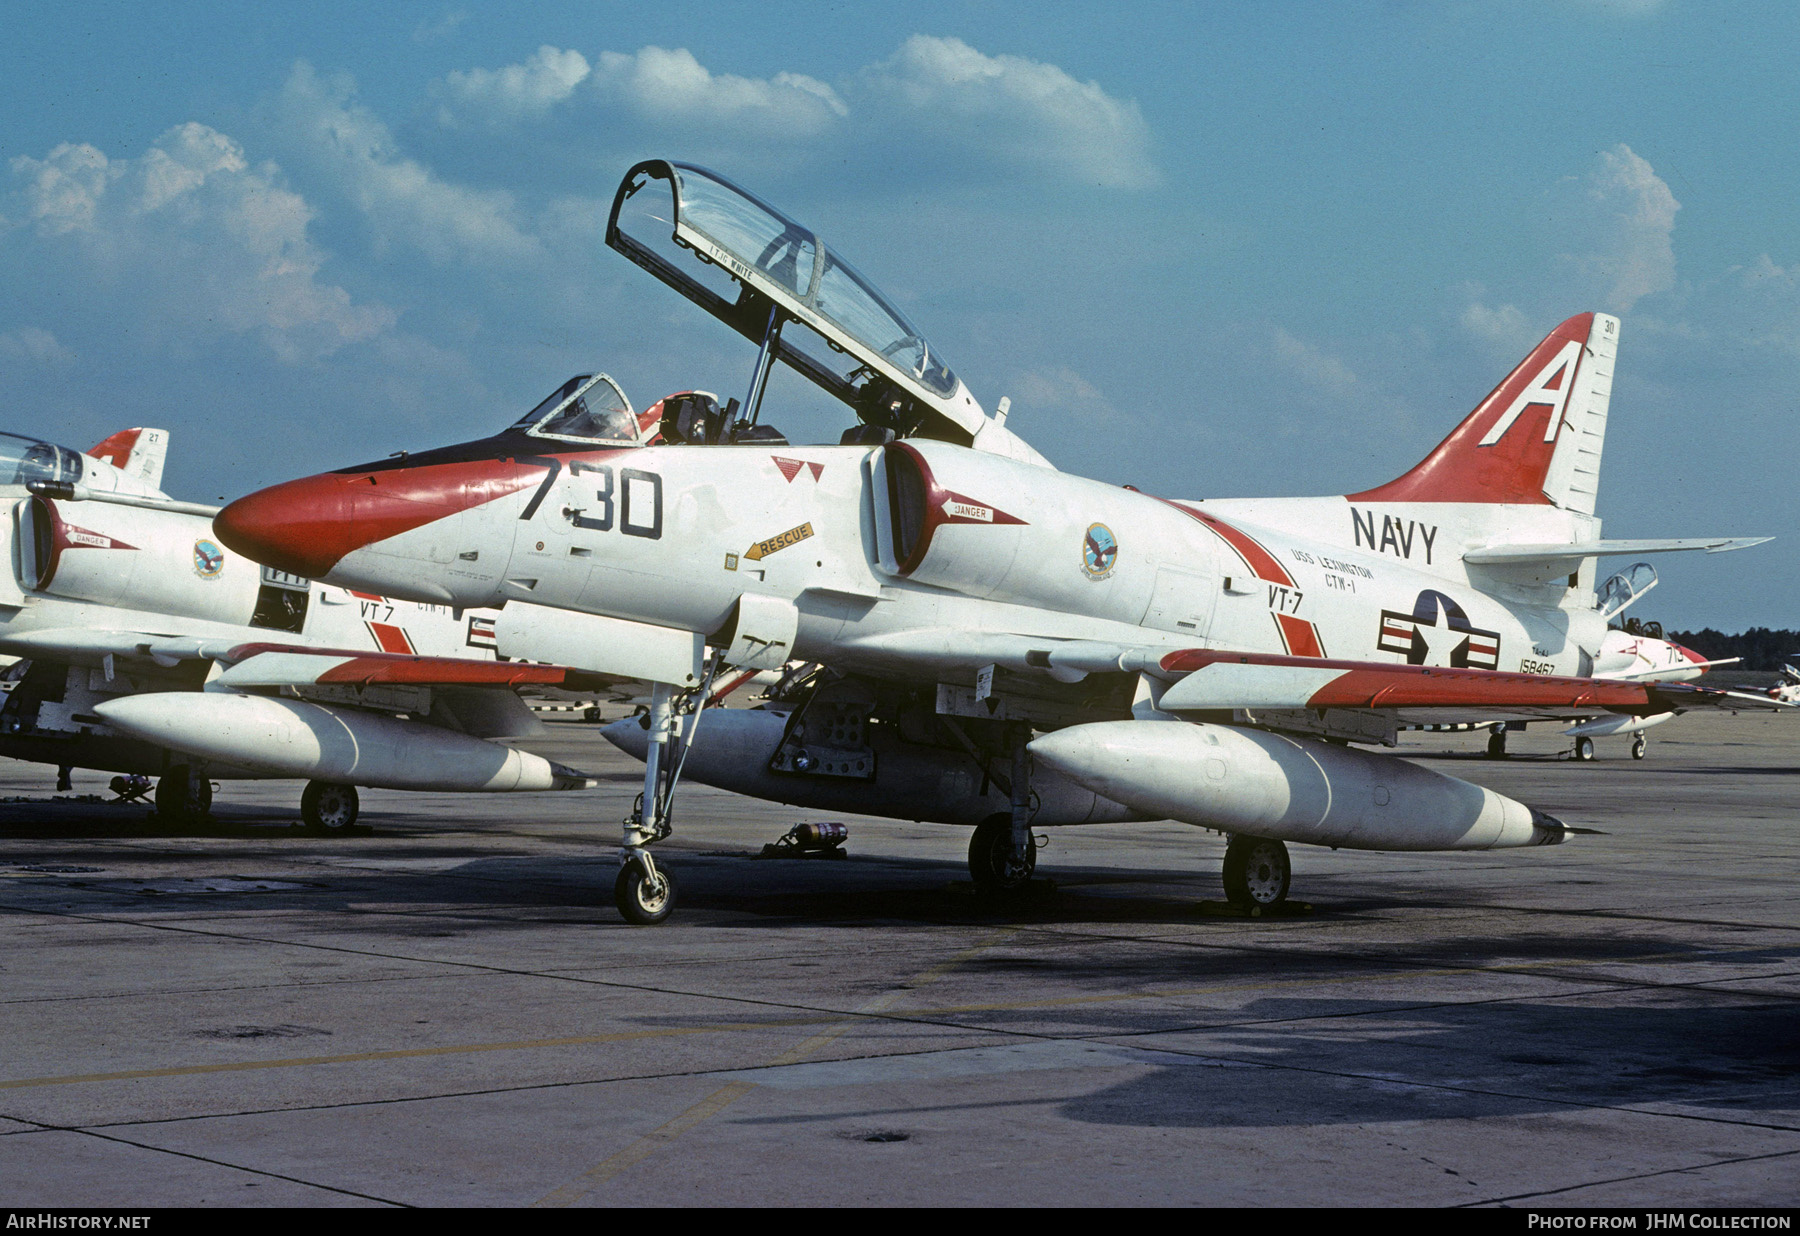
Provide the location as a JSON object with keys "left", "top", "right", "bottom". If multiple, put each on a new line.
{"left": 532, "top": 928, "right": 1022, "bottom": 1207}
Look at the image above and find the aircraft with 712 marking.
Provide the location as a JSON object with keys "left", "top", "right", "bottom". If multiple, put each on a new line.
{"left": 214, "top": 159, "right": 1789, "bottom": 924}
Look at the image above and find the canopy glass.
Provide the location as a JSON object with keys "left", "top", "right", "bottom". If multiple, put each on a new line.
{"left": 509, "top": 373, "right": 640, "bottom": 445}
{"left": 607, "top": 159, "right": 978, "bottom": 441}
{"left": 0, "top": 432, "right": 82, "bottom": 487}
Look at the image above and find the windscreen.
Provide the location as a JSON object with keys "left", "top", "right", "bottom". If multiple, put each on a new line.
{"left": 510, "top": 374, "right": 639, "bottom": 445}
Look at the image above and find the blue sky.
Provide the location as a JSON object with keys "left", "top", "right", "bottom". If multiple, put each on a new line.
{"left": 1, "top": 1, "right": 1794, "bottom": 629}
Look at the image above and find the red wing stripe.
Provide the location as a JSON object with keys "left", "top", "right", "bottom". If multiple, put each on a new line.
{"left": 1158, "top": 649, "right": 1654, "bottom": 711}
{"left": 315, "top": 657, "right": 573, "bottom": 687}
{"left": 224, "top": 642, "right": 615, "bottom": 691}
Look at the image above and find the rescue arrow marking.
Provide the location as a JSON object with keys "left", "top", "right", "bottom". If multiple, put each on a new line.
{"left": 744, "top": 522, "right": 814, "bottom": 561}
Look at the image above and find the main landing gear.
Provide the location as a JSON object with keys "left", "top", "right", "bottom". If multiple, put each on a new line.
{"left": 1569, "top": 733, "right": 1649, "bottom": 761}
{"left": 968, "top": 815, "right": 1036, "bottom": 892}
{"left": 1486, "top": 724, "right": 1508, "bottom": 759}
{"left": 1222, "top": 835, "right": 1291, "bottom": 911}
{"left": 614, "top": 658, "right": 719, "bottom": 926}
{"left": 302, "top": 781, "right": 360, "bottom": 832}
{"left": 965, "top": 725, "right": 1042, "bottom": 896}
{"left": 154, "top": 765, "right": 212, "bottom": 825}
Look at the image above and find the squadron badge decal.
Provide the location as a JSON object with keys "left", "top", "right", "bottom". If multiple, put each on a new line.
{"left": 193, "top": 539, "right": 225, "bottom": 580}
{"left": 1082, "top": 523, "right": 1118, "bottom": 580}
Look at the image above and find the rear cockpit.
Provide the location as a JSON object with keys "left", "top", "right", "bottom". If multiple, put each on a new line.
{"left": 606, "top": 159, "right": 1006, "bottom": 451}
{"left": 0, "top": 433, "right": 83, "bottom": 490}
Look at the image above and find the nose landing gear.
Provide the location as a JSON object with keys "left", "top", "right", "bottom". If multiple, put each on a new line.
{"left": 614, "top": 658, "right": 718, "bottom": 926}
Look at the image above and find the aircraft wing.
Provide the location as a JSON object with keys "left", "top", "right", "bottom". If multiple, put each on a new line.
{"left": 1151, "top": 648, "right": 1794, "bottom": 722}
{"left": 830, "top": 629, "right": 1792, "bottom": 726}
{"left": 0, "top": 628, "right": 630, "bottom": 691}
{"left": 211, "top": 644, "right": 629, "bottom": 692}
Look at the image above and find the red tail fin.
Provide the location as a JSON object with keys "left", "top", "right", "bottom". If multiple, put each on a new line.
{"left": 1350, "top": 313, "right": 1615, "bottom": 506}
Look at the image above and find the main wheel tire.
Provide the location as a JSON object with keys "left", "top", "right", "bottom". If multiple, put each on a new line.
{"left": 1630, "top": 734, "right": 1647, "bottom": 760}
{"left": 968, "top": 815, "right": 1036, "bottom": 892}
{"left": 615, "top": 861, "right": 677, "bottom": 925}
{"left": 302, "top": 782, "right": 360, "bottom": 832}
{"left": 1575, "top": 736, "right": 1597, "bottom": 762}
{"left": 1222, "top": 835, "right": 1291, "bottom": 909}
{"left": 1486, "top": 728, "right": 1507, "bottom": 759}
{"left": 154, "top": 766, "right": 211, "bottom": 824}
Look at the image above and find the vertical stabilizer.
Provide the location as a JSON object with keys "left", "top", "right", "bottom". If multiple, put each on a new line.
{"left": 1349, "top": 313, "right": 1618, "bottom": 508}
{"left": 1539, "top": 314, "right": 1616, "bottom": 515}
{"left": 86, "top": 427, "right": 169, "bottom": 491}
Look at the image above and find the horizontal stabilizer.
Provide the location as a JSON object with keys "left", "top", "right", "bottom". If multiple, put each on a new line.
{"left": 1464, "top": 537, "right": 1770, "bottom": 567}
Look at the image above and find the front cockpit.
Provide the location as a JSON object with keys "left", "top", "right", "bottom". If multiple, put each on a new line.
{"left": 508, "top": 373, "right": 643, "bottom": 446}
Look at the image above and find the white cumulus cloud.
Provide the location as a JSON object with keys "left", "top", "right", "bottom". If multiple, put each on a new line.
{"left": 0, "top": 327, "right": 75, "bottom": 366}
{"left": 5, "top": 123, "right": 393, "bottom": 363}
{"left": 1012, "top": 364, "right": 1132, "bottom": 428}
{"left": 1271, "top": 327, "right": 1359, "bottom": 396}
{"left": 859, "top": 36, "right": 1158, "bottom": 188}
{"left": 1460, "top": 145, "right": 1680, "bottom": 350}
{"left": 273, "top": 62, "right": 539, "bottom": 266}
{"left": 1556, "top": 143, "right": 1679, "bottom": 313}
{"left": 587, "top": 46, "right": 847, "bottom": 136}
{"left": 437, "top": 45, "right": 591, "bottom": 126}
{"left": 1458, "top": 298, "right": 1535, "bottom": 352}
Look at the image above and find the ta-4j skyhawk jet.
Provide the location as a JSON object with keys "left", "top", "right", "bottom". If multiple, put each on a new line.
{"left": 214, "top": 158, "right": 1787, "bottom": 924}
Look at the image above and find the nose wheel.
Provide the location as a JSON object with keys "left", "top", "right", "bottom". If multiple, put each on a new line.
{"left": 1631, "top": 734, "right": 1648, "bottom": 760}
{"left": 615, "top": 855, "right": 677, "bottom": 925}
{"left": 1223, "top": 835, "right": 1291, "bottom": 910}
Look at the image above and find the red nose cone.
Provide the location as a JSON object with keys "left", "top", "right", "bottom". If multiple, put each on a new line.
{"left": 214, "top": 475, "right": 359, "bottom": 579}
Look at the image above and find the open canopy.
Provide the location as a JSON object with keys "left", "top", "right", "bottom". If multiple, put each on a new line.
{"left": 606, "top": 159, "right": 987, "bottom": 444}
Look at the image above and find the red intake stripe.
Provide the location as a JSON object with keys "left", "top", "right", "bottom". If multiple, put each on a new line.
{"left": 1165, "top": 503, "right": 1294, "bottom": 586}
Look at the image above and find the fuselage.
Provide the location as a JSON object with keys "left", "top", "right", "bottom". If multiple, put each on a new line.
{"left": 216, "top": 432, "right": 1616, "bottom": 686}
